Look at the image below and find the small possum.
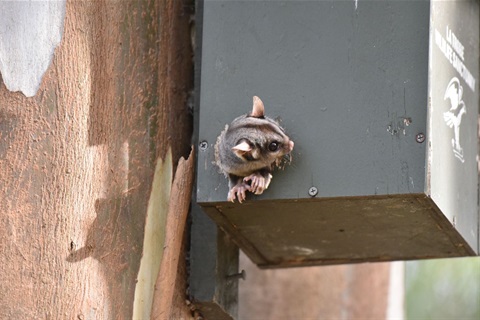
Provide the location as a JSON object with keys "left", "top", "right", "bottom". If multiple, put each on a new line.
{"left": 214, "top": 96, "right": 294, "bottom": 203}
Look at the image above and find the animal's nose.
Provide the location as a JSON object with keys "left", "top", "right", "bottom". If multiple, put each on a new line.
{"left": 288, "top": 140, "right": 294, "bottom": 151}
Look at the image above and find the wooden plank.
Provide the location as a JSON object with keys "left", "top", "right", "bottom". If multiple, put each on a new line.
{"left": 203, "top": 195, "right": 475, "bottom": 268}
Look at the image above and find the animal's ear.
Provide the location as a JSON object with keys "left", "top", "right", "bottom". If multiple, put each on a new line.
{"left": 251, "top": 96, "right": 265, "bottom": 118}
{"left": 232, "top": 141, "right": 252, "bottom": 157}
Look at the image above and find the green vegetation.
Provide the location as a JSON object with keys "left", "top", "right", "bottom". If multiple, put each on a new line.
{"left": 406, "top": 257, "right": 480, "bottom": 320}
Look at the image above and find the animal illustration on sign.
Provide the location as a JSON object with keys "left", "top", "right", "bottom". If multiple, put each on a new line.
{"left": 214, "top": 96, "right": 294, "bottom": 203}
{"left": 443, "top": 77, "right": 466, "bottom": 163}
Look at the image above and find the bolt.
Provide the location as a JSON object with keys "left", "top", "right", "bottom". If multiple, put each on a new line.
{"left": 416, "top": 133, "right": 425, "bottom": 143}
{"left": 226, "top": 269, "right": 246, "bottom": 281}
{"left": 308, "top": 187, "right": 318, "bottom": 197}
{"left": 199, "top": 141, "right": 208, "bottom": 150}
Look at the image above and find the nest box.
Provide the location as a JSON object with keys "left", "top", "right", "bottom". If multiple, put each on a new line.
{"left": 195, "top": 0, "right": 479, "bottom": 268}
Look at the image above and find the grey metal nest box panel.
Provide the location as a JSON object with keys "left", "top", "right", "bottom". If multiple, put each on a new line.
{"left": 196, "top": 0, "right": 479, "bottom": 267}
{"left": 198, "top": 1, "right": 428, "bottom": 202}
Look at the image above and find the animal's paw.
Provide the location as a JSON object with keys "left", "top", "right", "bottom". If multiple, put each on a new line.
{"left": 227, "top": 182, "right": 251, "bottom": 203}
{"left": 243, "top": 173, "right": 272, "bottom": 195}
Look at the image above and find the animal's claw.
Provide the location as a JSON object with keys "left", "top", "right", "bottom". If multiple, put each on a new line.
{"left": 243, "top": 173, "right": 272, "bottom": 195}
{"left": 227, "top": 182, "right": 251, "bottom": 203}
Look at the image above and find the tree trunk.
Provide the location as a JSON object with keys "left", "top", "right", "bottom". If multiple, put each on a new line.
{"left": 0, "top": 0, "right": 193, "bottom": 318}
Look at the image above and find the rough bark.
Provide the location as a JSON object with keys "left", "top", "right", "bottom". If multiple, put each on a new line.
{"left": 0, "top": 0, "right": 193, "bottom": 319}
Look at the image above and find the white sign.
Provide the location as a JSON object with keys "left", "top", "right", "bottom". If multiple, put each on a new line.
{"left": 443, "top": 77, "right": 466, "bottom": 163}
{"left": 434, "top": 26, "right": 476, "bottom": 92}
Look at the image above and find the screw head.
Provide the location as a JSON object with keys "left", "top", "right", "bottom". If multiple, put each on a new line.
{"left": 308, "top": 187, "right": 318, "bottom": 197}
{"left": 416, "top": 133, "right": 425, "bottom": 143}
{"left": 199, "top": 141, "right": 208, "bottom": 150}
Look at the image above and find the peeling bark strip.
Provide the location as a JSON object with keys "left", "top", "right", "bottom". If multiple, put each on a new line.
{"left": 132, "top": 150, "right": 173, "bottom": 320}
{"left": 151, "top": 148, "right": 195, "bottom": 319}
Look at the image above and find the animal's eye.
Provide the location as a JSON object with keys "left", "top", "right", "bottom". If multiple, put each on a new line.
{"left": 268, "top": 141, "right": 279, "bottom": 152}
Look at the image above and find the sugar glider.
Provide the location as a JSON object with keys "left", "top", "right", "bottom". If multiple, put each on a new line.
{"left": 214, "top": 96, "right": 294, "bottom": 203}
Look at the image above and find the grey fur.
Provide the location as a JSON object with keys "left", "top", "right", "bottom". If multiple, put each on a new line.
{"left": 214, "top": 96, "right": 294, "bottom": 202}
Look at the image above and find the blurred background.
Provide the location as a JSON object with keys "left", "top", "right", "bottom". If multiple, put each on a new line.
{"left": 239, "top": 253, "right": 480, "bottom": 319}
{"left": 406, "top": 257, "right": 480, "bottom": 320}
